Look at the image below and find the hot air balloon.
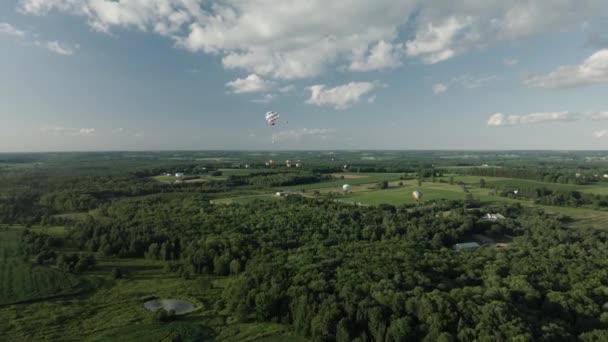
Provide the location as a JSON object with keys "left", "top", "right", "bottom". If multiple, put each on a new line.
{"left": 412, "top": 190, "right": 423, "bottom": 202}
{"left": 343, "top": 184, "right": 351, "bottom": 193}
{"left": 265, "top": 111, "right": 280, "bottom": 126}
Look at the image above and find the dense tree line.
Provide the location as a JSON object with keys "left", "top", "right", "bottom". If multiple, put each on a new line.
{"left": 460, "top": 167, "right": 607, "bottom": 185}
{"left": 498, "top": 187, "right": 608, "bottom": 209}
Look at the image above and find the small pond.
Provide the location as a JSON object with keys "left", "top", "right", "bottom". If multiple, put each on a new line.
{"left": 143, "top": 299, "right": 194, "bottom": 314}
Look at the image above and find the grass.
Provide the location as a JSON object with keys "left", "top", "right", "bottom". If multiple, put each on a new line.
{"left": 0, "top": 248, "right": 307, "bottom": 341}
{"left": 0, "top": 228, "right": 88, "bottom": 306}
{"left": 338, "top": 180, "right": 465, "bottom": 206}
{"left": 281, "top": 172, "right": 404, "bottom": 191}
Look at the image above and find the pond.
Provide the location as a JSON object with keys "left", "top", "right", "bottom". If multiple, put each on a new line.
{"left": 143, "top": 299, "right": 194, "bottom": 315}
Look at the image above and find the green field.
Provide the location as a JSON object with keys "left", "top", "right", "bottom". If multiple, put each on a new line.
{"left": 0, "top": 229, "right": 87, "bottom": 306}
{"left": 280, "top": 172, "right": 404, "bottom": 191}
{"left": 338, "top": 181, "right": 466, "bottom": 205}
{"left": 0, "top": 235, "right": 306, "bottom": 341}
{"left": 325, "top": 175, "right": 608, "bottom": 229}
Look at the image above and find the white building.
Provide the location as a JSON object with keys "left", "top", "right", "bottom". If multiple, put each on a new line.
{"left": 175, "top": 172, "right": 184, "bottom": 178}
{"left": 483, "top": 213, "right": 505, "bottom": 221}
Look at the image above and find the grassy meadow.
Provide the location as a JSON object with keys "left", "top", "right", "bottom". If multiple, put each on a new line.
{"left": 0, "top": 228, "right": 87, "bottom": 306}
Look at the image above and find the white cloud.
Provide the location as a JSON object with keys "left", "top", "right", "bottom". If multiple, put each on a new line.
{"left": 252, "top": 94, "right": 274, "bottom": 103}
{"left": 433, "top": 83, "right": 448, "bottom": 94}
{"left": 307, "top": 82, "right": 381, "bottom": 110}
{"left": 78, "top": 128, "right": 95, "bottom": 136}
{"left": 44, "top": 40, "right": 74, "bottom": 55}
{"left": 272, "top": 128, "right": 334, "bottom": 142}
{"left": 40, "top": 125, "right": 95, "bottom": 136}
{"left": 349, "top": 40, "right": 403, "bottom": 71}
{"left": 226, "top": 74, "right": 272, "bottom": 93}
{"left": 487, "top": 112, "right": 578, "bottom": 126}
{"left": 433, "top": 75, "right": 495, "bottom": 94}
{"left": 525, "top": 49, "right": 608, "bottom": 88}
{"left": 503, "top": 58, "right": 518, "bottom": 66}
{"left": 593, "top": 130, "right": 608, "bottom": 138}
{"left": 112, "top": 127, "right": 125, "bottom": 133}
{"left": 589, "top": 112, "right": 608, "bottom": 120}
{"left": 367, "top": 95, "right": 377, "bottom": 104}
{"left": 0, "top": 22, "right": 25, "bottom": 37}
{"left": 133, "top": 132, "right": 144, "bottom": 138}
{"left": 17, "top": 1, "right": 608, "bottom": 77}
{"left": 406, "top": 16, "right": 470, "bottom": 64}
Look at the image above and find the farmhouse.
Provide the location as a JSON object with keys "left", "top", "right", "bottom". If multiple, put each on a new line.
{"left": 275, "top": 191, "right": 291, "bottom": 197}
{"left": 452, "top": 242, "right": 480, "bottom": 250}
{"left": 482, "top": 213, "right": 505, "bottom": 221}
{"left": 175, "top": 172, "right": 184, "bottom": 178}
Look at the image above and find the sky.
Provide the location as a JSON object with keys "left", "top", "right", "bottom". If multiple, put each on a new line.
{"left": 1, "top": 0, "right": 608, "bottom": 151}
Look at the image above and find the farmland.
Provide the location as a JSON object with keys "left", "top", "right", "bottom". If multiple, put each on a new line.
{"left": 0, "top": 228, "right": 87, "bottom": 306}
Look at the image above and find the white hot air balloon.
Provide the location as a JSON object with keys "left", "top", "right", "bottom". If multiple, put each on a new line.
{"left": 265, "top": 111, "right": 280, "bottom": 126}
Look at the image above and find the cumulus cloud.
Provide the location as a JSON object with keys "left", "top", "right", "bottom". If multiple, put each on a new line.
{"left": 307, "top": 82, "right": 381, "bottom": 110}
{"left": 349, "top": 40, "right": 403, "bottom": 71}
{"left": 18, "top": 1, "right": 608, "bottom": 79}
{"left": 44, "top": 40, "right": 74, "bottom": 55}
{"left": 525, "top": 49, "right": 608, "bottom": 88}
{"left": 433, "top": 83, "right": 448, "bottom": 94}
{"left": 226, "top": 74, "right": 272, "bottom": 93}
{"left": 0, "top": 22, "right": 25, "bottom": 37}
{"left": 405, "top": 16, "right": 470, "bottom": 64}
{"left": 272, "top": 128, "right": 334, "bottom": 142}
{"left": 487, "top": 112, "right": 577, "bottom": 126}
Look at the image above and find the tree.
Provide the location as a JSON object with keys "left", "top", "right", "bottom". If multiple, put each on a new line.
{"left": 480, "top": 178, "right": 486, "bottom": 188}
{"left": 380, "top": 180, "right": 389, "bottom": 189}
{"left": 112, "top": 267, "right": 123, "bottom": 279}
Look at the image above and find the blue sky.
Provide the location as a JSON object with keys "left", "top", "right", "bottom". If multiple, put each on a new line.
{"left": 1, "top": 0, "right": 608, "bottom": 151}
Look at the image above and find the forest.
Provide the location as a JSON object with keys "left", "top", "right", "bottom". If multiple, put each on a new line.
{"left": 2, "top": 151, "right": 608, "bottom": 341}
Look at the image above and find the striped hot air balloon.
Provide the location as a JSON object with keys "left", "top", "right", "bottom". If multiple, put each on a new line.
{"left": 412, "top": 190, "right": 423, "bottom": 201}
{"left": 265, "top": 111, "right": 280, "bottom": 126}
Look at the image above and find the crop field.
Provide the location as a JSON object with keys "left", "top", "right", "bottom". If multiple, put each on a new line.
{"left": 0, "top": 228, "right": 86, "bottom": 306}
